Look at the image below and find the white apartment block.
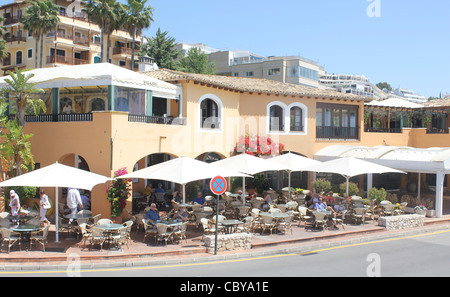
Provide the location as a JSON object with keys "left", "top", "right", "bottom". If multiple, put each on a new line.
{"left": 319, "top": 73, "right": 385, "bottom": 100}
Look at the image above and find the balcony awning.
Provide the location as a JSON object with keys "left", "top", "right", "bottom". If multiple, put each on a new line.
{"left": 0, "top": 63, "right": 178, "bottom": 99}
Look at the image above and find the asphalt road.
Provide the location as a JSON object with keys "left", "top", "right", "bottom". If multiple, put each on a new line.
{"left": 5, "top": 229, "right": 450, "bottom": 278}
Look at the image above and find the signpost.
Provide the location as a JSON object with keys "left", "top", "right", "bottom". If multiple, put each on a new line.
{"left": 210, "top": 176, "right": 227, "bottom": 255}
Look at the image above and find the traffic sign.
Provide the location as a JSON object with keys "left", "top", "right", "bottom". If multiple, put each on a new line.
{"left": 210, "top": 175, "right": 227, "bottom": 195}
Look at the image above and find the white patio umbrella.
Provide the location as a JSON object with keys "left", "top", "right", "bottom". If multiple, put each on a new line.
{"left": 212, "top": 153, "right": 286, "bottom": 205}
{"left": 269, "top": 152, "right": 322, "bottom": 199}
{"left": 303, "top": 157, "right": 405, "bottom": 195}
{"left": 0, "top": 162, "right": 111, "bottom": 242}
{"left": 119, "top": 156, "right": 251, "bottom": 204}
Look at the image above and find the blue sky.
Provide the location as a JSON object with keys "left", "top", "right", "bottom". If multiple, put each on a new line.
{"left": 2, "top": 0, "right": 447, "bottom": 97}
{"left": 135, "top": 0, "right": 450, "bottom": 98}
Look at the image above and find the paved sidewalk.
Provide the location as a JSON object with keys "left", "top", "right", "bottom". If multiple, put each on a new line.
{"left": 1, "top": 215, "right": 450, "bottom": 271}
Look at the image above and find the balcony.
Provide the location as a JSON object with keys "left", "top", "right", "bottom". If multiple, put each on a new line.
{"left": 316, "top": 126, "right": 359, "bottom": 140}
{"left": 128, "top": 114, "right": 186, "bottom": 125}
{"left": 113, "top": 47, "right": 133, "bottom": 56}
{"left": 46, "top": 55, "right": 89, "bottom": 65}
{"left": 4, "top": 16, "right": 20, "bottom": 26}
{"left": 364, "top": 127, "right": 402, "bottom": 133}
{"left": 3, "top": 35, "right": 26, "bottom": 43}
{"left": 9, "top": 113, "right": 93, "bottom": 123}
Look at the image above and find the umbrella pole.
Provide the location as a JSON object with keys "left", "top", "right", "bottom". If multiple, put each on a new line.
{"left": 182, "top": 184, "right": 186, "bottom": 204}
{"left": 346, "top": 176, "right": 349, "bottom": 197}
{"left": 288, "top": 171, "right": 291, "bottom": 200}
{"left": 55, "top": 187, "right": 59, "bottom": 243}
{"left": 242, "top": 176, "right": 246, "bottom": 206}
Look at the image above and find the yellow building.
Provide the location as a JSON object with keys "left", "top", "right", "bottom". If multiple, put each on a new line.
{"left": 1, "top": 63, "right": 450, "bottom": 218}
{"left": 1, "top": 0, "right": 139, "bottom": 75}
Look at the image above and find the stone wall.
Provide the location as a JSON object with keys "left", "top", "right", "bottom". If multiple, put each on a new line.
{"left": 204, "top": 233, "right": 252, "bottom": 253}
{"left": 378, "top": 214, "right": 425, "bottom": 230}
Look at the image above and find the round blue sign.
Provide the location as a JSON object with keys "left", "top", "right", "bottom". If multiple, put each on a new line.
{"left": 210, "top": 176, "right": 227, "bottom": 195}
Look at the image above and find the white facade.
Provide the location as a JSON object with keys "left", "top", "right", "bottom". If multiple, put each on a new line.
{"left": 319, "top": 74, "right": 385, "bottom": 100}
{"left": 389, "top": 88, "right": 428, "bottom": 103}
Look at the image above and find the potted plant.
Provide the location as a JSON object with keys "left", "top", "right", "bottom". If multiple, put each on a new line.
{"left": 106, "top": 167, "right": 131, "bottom": 223}
{"left": 414, "top": 204, "right": 427, "bottom": 216}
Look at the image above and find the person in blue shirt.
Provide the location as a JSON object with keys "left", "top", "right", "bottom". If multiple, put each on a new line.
{"left": 154, "top": 183, "right": 165, "bottom": 193}
{"left": 145, "top": 203, "right": 160, "bottom": 223}
{"left": 192, "top": 192, "right": 206, "bottom": 205}
{"left": 315, "top": 197, "right": 328, "bottom": 211}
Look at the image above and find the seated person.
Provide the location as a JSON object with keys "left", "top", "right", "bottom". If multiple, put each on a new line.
{"left": 154, "top": 183, "right": 165, "bottom": 193}
{"left": 145, "top": 203, "right": 160, "bottom": 224}
{"left": 192, "top": 192, "right": 206, "bottom": 205}
{"left": 172, "top": 206, "right": 189, "bottom": 222}
{"left": 314, "top": 197, "right": 327, "bottom": 212}
{"left": 172, "top": 188, "right": 183, "bottom": 205}
{"left": 261, "top": 191, "right": 272, "bottom": 211}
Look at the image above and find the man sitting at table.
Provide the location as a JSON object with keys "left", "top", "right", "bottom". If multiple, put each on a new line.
{"left": 145, "top": 203, "right": 160, "bottom": 224}
{"left": 314, "top": 197, "right": 328, "bottom": 212}
{"left": 192, "top": 192, "right": 206, "bottom": 206}
{"left": 172, "top": 206, "right": 188, "bottom": 222}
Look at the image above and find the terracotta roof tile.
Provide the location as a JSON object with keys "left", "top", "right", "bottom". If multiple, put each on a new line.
{"left": 141, "top": 69, "right": 370, "bottom": 102}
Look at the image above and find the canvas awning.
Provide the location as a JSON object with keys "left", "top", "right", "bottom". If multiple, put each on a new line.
{"left": 0, "top": 63, "right": 179, "bottom": 99}
{"left": 365, "top": 97, "right": 424, "bottom": 109}
{"left": 314, "top": 145, "right": 450, "bottom": 217}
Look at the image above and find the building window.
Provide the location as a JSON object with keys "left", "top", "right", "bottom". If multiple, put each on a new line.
{"left": 290, "top": 106, "right": 303, "bottom": 131}
{"left": 316, "top": 103, "right": 359, "bottom": 139}
{"left": 267, "top": 68, "right": 281, "bottom": 76}
{"left": 15, "top": 51, "right": 22, "bottom": 65}
{"left": 27, "top": 48, "right": 33, "bottom": 59}
{"left": 269, "top": 105, "right": 284, "bottom": 132}
{"left": 200, "top": 97, "right": 221, "bottom": 129}
{"left": 244, "top": 71, "right": 254, "bottom": 77}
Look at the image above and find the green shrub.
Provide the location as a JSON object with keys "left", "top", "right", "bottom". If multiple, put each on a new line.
{"left": 5, "top": 186, "right": 37, "bottom": 204}
{"left": 339, "top": 182, "right": 359, "bottom": 196}
{"left": 312, "top": 178, "right": 331, "bottom": 193}
{"left": 368, "top": 187, "right": 387, "bottom": 204}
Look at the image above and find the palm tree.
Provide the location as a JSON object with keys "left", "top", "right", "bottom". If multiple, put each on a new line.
{"left": 0, "top": 16, "right": 9, "bottom": 62}
{"left": 84, "top": 0, "right": 122, "bottom": 63}
{"left": 103, "top": 1, "right": 125, "bottom": 63}
{"left": 124, "top": 0, "right": 154, "bottom": 70}
{"left": 22, "top": 0, "right": 60, "bottom": 68}
{"left": 2, "top": 68, "right": 45, "bottom": 128}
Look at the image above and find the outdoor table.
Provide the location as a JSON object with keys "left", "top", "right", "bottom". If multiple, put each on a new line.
{"left": 64, "top": 213, "right": 93, "bottom": 220}
{"left": 96, "top": 223, "right": 125, "bottom": 249}
{"left": 8, "top": 215, "right": 33, "bottom": 225}
{"left": 157, "top": 220, "right": 183, "bottom": 228}
{"left": 220, "top": 219, "right": 243, "bottom": 234}
{"left": 10, "top": 224, "right": 41, "bottom": 252}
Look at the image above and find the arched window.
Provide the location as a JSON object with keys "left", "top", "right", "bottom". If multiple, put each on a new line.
{"left": 200, "top": 98, "right": 220, "bottom": 129}
{"left": 90, "top": 98, "right": 105, "bottom": 112}
{"left": 269, "top": 105, "right": 284, "bottom": 132}
{"left": 15, "top": 51, "right": 22, "bottom": 65}
{"left": 290, "top": 106, "right": 303, "bottom": 131}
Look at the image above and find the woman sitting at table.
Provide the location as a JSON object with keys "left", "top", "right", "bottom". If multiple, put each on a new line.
{"left": 261, "top": 191, "right": 272, "bottom": 211}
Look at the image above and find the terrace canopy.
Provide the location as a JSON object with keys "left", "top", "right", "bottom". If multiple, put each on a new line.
{"left": 0, "top": 63, "right": 178, "bottom": 99}
{"left": 314, "top": 145, "right": 450, "bottom": 217}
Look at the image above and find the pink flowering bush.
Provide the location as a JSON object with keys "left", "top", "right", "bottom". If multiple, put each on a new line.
{"left": 106, "top": 167, "right": 132, "bottom": 217}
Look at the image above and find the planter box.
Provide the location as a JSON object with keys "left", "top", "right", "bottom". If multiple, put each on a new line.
{"left": 403, "top": 206, "right": 416, "bottom": 214}
{"left": 426, "top": 209, "right": 436, "bottom": 218}
{"left": 378, "top": 214, "right": 425, "bottom": 230}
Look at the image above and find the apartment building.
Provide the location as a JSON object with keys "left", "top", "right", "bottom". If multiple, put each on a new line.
{"left": 211, "top": 51, "right": 324, "bottom": 88}
{"left": 319, "top": 73, "right": 385, "bottom": 100}
{"left": 0, "top": 0, "right": 139, "bottom": 74}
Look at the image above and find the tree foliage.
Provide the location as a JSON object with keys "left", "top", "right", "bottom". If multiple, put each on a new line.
{"left": 140, "top": 28, "right": 180, "bottom": 70}
{"left": 2, "top": 68, "right": 45, "bottom": 128}
{"left": 176, "top": 47, "right": 216, "bottom": 75}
